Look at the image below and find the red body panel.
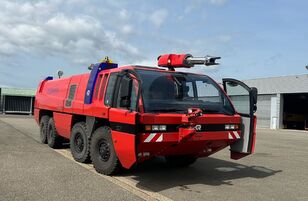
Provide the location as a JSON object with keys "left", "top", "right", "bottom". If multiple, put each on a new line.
{"left": 109, "top": 108, "right": 137, "bottom": 168}
{"left": 139, "top": 113, "right": 241, "bottom": 125}
{"left": 137, "top": 114, "right": 241, "bottom": 161}
{"left": 53, "top": 112, "right": 72, "bottom": 139}
{"left": 111, "top": 131, "right": 136, "bottom": 169}
{"left": 91, "top": 73, "right": 109, "bottom": 118}
{"left": 36, "top": 78, "right": 71, "bottom": 112}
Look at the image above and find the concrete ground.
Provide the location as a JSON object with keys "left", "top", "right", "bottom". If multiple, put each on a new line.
{"left": 0, "top": 115, "right": 308, "bottom": 201}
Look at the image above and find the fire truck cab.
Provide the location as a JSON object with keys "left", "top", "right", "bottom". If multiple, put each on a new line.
{"left": 34, "top": 54, "right": 257, "bottom": 175}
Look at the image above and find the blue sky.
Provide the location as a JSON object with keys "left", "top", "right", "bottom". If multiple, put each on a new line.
{"left": 0, "top": 0, "right": 307, "bottom": 88}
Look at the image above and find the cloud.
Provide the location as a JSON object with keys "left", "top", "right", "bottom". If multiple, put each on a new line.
{"left": 0, "top": 0, "right": 141, "bottom": 65}
{"left": 119, "top": 9, "right": 130, "bottom": 20}
{"left": 209, "top": 0, "right": 228, "bottom": 6}
{"left": 149, "top": 9, "right": 168, "bottom": 27}
{"left": 122, "top": 25, "right": 133, "bottom": 34}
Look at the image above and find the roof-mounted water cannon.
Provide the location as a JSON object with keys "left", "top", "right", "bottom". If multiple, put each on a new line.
{"left": 157, "top": 54, "right": 221, "bottom": 71}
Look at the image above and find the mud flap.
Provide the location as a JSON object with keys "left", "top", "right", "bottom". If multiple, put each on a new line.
{"left": 111, "top": 130, "right": 136, "bottom": 169}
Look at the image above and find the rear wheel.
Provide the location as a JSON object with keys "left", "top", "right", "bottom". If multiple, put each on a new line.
{"left": 47, "top": 118, "right": 62, "bottom": 148}
{"left": 90, "top": 126, "right": 121, "bottom": 175}
{"left": 39, "top": 115, "right": 50, "bottom": 144}
{"left": 70, "top": 122, "right": 91, "bottom": 163}
{"left": 165, "top": 155, "right": 197, "bottom": 167}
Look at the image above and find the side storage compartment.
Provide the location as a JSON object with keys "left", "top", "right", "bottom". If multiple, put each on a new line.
{"left": 53, "top": 112, "right": 72, "bottom": 139}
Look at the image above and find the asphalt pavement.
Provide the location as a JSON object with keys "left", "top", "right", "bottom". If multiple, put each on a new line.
{"left": 1, "top": 115, "right": 308, "bottom": 201}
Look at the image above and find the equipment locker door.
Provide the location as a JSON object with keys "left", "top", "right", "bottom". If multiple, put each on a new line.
{"left": 222, "top": 78, "right": 258, "bottom": 159}
{"left": 108, "top": 72, "right": 139, "bottom": 169}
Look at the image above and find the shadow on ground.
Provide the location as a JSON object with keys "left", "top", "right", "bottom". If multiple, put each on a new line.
{"left": 122, "top": 157, "right": 281, "bottom": 192}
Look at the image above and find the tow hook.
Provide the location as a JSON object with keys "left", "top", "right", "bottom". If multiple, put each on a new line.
{"left": 178, "top": 108, "right": 203, "bottom": 142}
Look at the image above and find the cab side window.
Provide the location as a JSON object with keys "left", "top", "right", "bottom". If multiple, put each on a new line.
{"left": 104, "top": 73, "right": 117, "bottom": 106}
{"left": 99, "top": 74, "right": 109, "bottom": 100}
{"left": 116, "top": 75, "right": 138, "bottom": 111}
{"left": 93, "top": 75, "right": 102, "bottom": 100}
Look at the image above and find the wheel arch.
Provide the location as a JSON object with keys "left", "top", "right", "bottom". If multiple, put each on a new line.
{"left": 71, "top": 115, "right": 110, "bottom": 138}
{"left": 39, "top": 110, "right": 53, "bottom": 122}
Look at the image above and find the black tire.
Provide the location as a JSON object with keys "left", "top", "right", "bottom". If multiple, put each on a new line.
{"left": 90, "top": 126, "right": 121, "bottom": 175}
{"left": 39, "top": 115, "right": 50, "bottom": 144}
{"left": 47, "top": 118, "right": 62, "bottom": 148}
{"left": 165, "top": 155, "right": 197, "bottom": 167}
{"left": 70, "top": 122, "right": 91, "bottom": 163}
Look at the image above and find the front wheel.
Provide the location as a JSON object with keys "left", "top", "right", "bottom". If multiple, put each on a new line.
{"left": 90, "top": 126, "right": 121, "bottom": 175}
{"left": 70, "top": 122, "right": 90, "bottom": 163}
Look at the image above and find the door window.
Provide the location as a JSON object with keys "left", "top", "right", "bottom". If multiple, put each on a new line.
{"left": 116, "top": 76, "right": 138, "bottom": 111}
{"left": 195, "top": 80, "right": 220, "bottom": 102}
{"left": 104, "top": 73, "right": 118, "bottom": 106}
{"left": 224, "top": 82, "right": 250, "bottom": 115}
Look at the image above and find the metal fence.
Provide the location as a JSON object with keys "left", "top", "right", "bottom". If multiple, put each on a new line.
{"left": 1, "top": 95, "right": 34, "bottom": 114}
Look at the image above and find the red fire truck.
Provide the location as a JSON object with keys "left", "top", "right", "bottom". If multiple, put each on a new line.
{"left": 34, "top": 54, "right": 257, "bottom": 175}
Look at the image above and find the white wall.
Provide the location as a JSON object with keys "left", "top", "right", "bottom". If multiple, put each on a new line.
{"left": 255, "top": 94, "right": 275, "bottom": 128}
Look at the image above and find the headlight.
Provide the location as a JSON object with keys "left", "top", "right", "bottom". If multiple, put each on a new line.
{"left": 225, "top": 124, "right": 239, "bottom": 130}
{"left": 152, "top": 125, "right": 159, "bottom": 131}
{"left": 145, "top": 125, "right": 167, "bottom": 132}
{"left": 159, "top": 125, "right": 167, "bottom": 131}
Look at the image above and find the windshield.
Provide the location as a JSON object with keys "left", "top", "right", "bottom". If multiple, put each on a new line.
{"left": 136, "top": 69, "right": 235, "bottom": 115}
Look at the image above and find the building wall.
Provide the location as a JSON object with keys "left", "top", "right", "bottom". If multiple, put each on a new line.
{"left": 255, "top": 94, "right": 276, "bottom": 128}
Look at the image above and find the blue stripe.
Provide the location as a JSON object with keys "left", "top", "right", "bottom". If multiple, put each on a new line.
{"left": 44, "top": 76, "right": 53, "bottom": 81}
{"left": 84, "top": 62, "right": 118, "bottom": 104}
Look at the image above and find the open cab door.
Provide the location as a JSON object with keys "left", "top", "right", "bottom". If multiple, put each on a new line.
{"left": 222, "top": 78, "right": 258, "bottom": 160}
{"left": 108, "top": 71, "right": 139, "bottom": 169}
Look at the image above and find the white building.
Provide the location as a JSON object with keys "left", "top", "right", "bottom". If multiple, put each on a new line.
{"left": 243, "top": 74, "right": 308, "bottom": 130}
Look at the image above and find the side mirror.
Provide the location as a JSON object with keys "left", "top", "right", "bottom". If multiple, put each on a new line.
{"left": 251, "top": 87, "right": 258, "bottom": 104}
{"left": 251, "top": 87, "right": 258, "bottom": 113}
{"left": 119, "top": 76, "right": 132, "bottom": 108}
